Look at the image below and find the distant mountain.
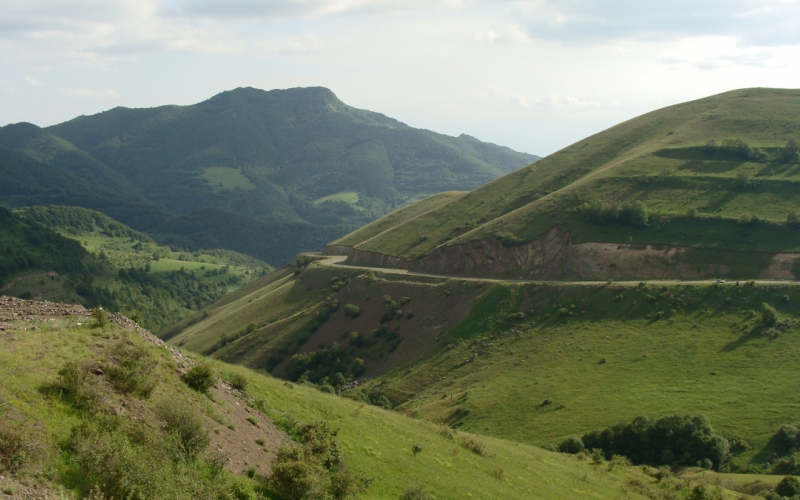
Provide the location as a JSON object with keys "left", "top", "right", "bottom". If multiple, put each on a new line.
{"left": 0, "top": 87, "right": 536, "bottom": 265}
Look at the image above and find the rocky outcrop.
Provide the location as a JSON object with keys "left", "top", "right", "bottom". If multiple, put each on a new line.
{"left": 344, "top": 225, "right": 800, "bottom": 280}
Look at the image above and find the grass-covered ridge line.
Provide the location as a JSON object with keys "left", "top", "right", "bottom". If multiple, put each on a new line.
{"left": 345, "top": 88, "right": 800, "bottom": 264}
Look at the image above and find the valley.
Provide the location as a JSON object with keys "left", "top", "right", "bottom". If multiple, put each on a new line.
{"left": 4, "top": 87, "right": 800, "bottom": 499}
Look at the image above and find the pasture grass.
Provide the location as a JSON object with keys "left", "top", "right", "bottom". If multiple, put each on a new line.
{"left": 201, "top": 166, "right": 256, "bottom": 192}
{"left": 378, "top": 281, "right": 800, "bottom": 472}
{"left": 313, "top": 191, "right": 360, "bottom": 205}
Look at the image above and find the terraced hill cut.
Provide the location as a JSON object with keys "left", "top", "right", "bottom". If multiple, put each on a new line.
{"left": 332, "top": 88, "right": 800, "bottom": 280}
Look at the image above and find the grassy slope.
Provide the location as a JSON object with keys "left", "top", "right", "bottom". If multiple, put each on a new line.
{"left": 164, "top": 266, "right": 317, "bottom": 355}
{"left": 375, "top": 280, "right": 800, "bottom": 471}
{"left": 0, "top": 304, "right": 709, "bottom": 500}
{"left": 352, "top": 88, "right": 800, "bottom": 259}
{"left": 171, "top": 260, "right": 800, "bottom": 474}
{"left": 331, "top": 191, "right": 466, "bottom": 248}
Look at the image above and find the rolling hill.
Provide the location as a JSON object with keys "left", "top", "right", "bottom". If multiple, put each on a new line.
{"left": 331, "top": 88, "right": 800, "bottom": 280}
{"left": 165, "top": 88, "right": 800, "bottom": 484}
{"left": 0, "top": 86, "right": 537, "bottom": 267}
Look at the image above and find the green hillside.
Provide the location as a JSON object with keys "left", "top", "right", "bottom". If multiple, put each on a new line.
{"left": 1, "top": 206, "right": 269, "bottom": 331}
{"left": 166, "top": 255, "right": 800, "bottom": 480}
{"left": 330, "top": 191, "right": 466, "bottom": 249}
{"left": 1, "top": 87, "right": 535, "bottom": 266}
{"left": 340, "top": 88, "right": 800, "bottom": 278}
{"left": 1, "top": 298, "right": 743, "bottom": 500}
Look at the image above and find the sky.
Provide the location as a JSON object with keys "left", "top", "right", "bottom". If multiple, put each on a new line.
{"left": 1, "top": 0, "right": 799, "bottom": 156}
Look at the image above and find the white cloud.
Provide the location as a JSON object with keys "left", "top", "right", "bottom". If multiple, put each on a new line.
{"left": 166, "top": 0, "right": 467, "bottom": 19}
{"left": 509, "top": 0, "right": 800, "bottom": 47}
{"left": 542, "top": 93, "right": 601, "bottom": 108}
{"left": 24, "top": 76, "right": 43, "bottom": 86}
{"left": 253, "top": 34, "right": 323, "bottom": 54}
{"left": 58, "top": 87, "right": 119, "bottom": 98}
{"left": 475, "top": 24, "right": 528, "bottom": 43}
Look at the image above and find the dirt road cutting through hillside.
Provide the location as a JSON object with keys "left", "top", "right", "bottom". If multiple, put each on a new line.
{"left": 309, "top": 254, "right": 800, "bottom": 287}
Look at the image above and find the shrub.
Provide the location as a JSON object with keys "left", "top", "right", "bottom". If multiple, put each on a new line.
{"left": 771, "top": 425, "right": 799, "bottom": 454}
{"left": 56, "top": 361, "right": 103, "bottom": 410}
{"left": 607, "top": 454, "right": 632, "bottom": 471}
{"left": 270, "top": 446, "right": 332, "bottom": 500}
{"left": 507, "top": 312, "right": 525, "bottom": 321}
{"left": 183, "top": 364, "right": 216, "bottom": 393}
{"left": 0, "top": 420, "right": 41, "bottom": 475}
{"left": 351, "top": 358, "right": 366, "bottom": 377}
{"left": 155, "top": 398, "right": 210, "bottom": 460}
{"left": 558, "top": 436, "right": 585, "bottom": 454}
{"left": 761, "top": 302, "right": 779, "bottom": 326}
{"left": 689, "top": 484, "right": 724, "bottom": 500}
{"left": 269, "top": 421, "right": 367, "bottom": 500}
{"left": 246, "top": 416, "right": 258, "bottom": 426}
{"left": 380, "top": 296, "right": 399, "bottom": 323}
{"left": 105, "top": 339, "right": 159, "bottom": 397}
{"left": 497, "top": 232, "right": 523, "bottom": 246}
{"left": 411, "top": 445, "right": 423, "bottom": 456}
{"left": 460, "top": 437, "right": 487, "bottom": 456}
{"left": 91, "top": 307, "right": 109, "bottom": 328}
{"left": 225, "top": 476, "right": 258, "bottom": 500}
{"left": 229, "top": 372, "right": 247, "bottom": 392}
{"left": 319, "top": 384, "right": 335, "bottom": 394}
{"left": 399, "top": 486, "right": 435, "bottom": 500}
{"left": 776, "top": 475, "right": 800, "bottom": 497}
{"left": 438, "top": 426, "right": 455, "bottom": 440}
{"left": 343, "top": 304, "right": 360, "bottom": 318}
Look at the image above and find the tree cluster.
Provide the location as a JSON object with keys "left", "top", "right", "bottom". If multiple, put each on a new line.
{"left": 564, "top": 414, "right": 730, "bottom": 471}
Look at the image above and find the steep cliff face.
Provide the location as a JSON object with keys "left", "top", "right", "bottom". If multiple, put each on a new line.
{"left": 343, "top": 225, "right": 800, "bottom": 280}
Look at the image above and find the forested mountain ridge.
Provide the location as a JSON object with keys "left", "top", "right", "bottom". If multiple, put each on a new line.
{"left": 0, "top": 86, "right": 536, "bottom": 266}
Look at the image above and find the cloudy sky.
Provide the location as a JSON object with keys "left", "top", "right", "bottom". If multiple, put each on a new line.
{"left": 1, "top": 0, "right": 798, "bottom": 156}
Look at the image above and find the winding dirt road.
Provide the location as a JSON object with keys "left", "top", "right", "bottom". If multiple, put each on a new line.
{"left": 309, "top": 254, "right": 800, "bottom": 287}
